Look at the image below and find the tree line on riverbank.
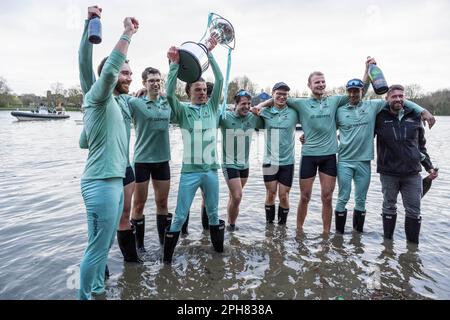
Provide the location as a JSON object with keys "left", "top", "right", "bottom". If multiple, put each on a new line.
{"left": 1, "top": 76, "right": 449, "bottom": 115}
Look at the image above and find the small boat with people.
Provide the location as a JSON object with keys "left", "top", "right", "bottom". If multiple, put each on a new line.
{"left": 11, "top": 105, "right": 70, "bottom": 121}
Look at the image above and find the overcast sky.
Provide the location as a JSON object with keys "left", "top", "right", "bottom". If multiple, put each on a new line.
{"left": 1, "top": 0, "right": 450, "bottom": 96}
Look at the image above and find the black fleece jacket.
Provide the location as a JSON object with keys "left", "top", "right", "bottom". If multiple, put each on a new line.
{"left": 375, "top": 105, "right": 433, "bottom": 176}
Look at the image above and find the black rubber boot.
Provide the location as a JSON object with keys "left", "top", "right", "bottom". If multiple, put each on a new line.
{"left": 182, "top": 212, "right": 190, "bottom": 235}
{"left": 278, "top": 206, "right": 289, "bottom": 225}
{"left": 209, "top": 220, "right": 225, "bottom": 253}
{"left": 117, "top": 229, "right": 141, "bottom": 262}
{"left": 156, "top": 213, "right": 173, "bottom": 245}
{"left": 131, "top": 216, "right": 146, "bottom": 253}
{"left": 382, "top": 213, "right": 397, "bottom": 240}
{"left": 353, "top": 209, "right": 366, "bottom": 233}
{"left": 201, "top": 207, "right": 209, "bottom": 230}
{"left": 265, "top": 205, "right": 275, "bottom": 224}
{"left": 105, "top": 264, "right": 110, "bottom": 279}
{"left": 335, "top": 209, "right": 347, "bottom": 234}
{"left": 405, "top": 216, "right": 421, "bottom": 244}
{"left": 163, "top": 228, "right": 180, "bottom": 264}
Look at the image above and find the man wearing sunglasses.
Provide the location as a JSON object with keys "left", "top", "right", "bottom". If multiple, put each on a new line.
{"left": 218, "top": 89, "right": 264, "bottom": 231}
{"left": 334, "top": 77, "right": 434, "bottom": 235}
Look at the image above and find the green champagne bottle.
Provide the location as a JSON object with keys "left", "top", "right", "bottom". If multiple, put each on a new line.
{"left": 88, "top": 15, "right": 102, "bottom": 44}
{"left": 368, "top": 63, "right": 388, "bottom": 95}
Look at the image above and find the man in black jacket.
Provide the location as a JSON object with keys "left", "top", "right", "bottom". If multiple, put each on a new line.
{"left": 375, "top": 85, "right": 438, "bottom": 245}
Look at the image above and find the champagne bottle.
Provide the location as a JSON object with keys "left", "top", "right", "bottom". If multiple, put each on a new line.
{"left": 88, "top": 14, "right": 102, "bottom": 44}
{"left": 422, "top": 167, "right": 438, "bottom": 198}
{"left": 368, "top": 62, "right": 388, "bottom": 95}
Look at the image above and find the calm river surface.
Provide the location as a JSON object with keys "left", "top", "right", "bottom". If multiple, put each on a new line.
{"left": 0, "top": 111, "right": 449, "bottom": 300}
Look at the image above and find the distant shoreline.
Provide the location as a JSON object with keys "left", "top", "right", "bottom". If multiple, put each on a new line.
{"left": 0, "top": 107, "right": 82, "bottom": 112}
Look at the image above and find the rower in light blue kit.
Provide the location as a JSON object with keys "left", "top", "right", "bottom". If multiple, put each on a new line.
{"left": 219, "top": 89, "right": 264, "bottom": 231}
{"left": 128, "top": 66, "right": 187, "bottom": 249}
{"left": 78, "top": 6, "right": 140, "bottom": 265}
{"left": 77, "top": 11, "right": 139, "bottom": 300}
{"left": 163, "top": 39, "right": 224, "bottom": 264}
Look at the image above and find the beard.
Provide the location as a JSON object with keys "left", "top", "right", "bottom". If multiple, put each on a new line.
{"left": 115, "top": 81, "right": 130, "bottom": 94}
{"left": 390, "top": 101, "right": 404, "bottom": 110}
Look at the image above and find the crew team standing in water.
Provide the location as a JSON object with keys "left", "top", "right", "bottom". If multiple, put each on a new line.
{"left": 77, "top": 5, "right": 438, "bottom": 299}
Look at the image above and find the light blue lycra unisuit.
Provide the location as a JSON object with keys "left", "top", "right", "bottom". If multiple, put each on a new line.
{"left": 169, "top": 170, "right": 220, "bottom": 231}
{"left": 78, "top": 178, "right": 123, "bottom": 300}
{"left": 336, "top": 161, "right": 371, "bottom": 212}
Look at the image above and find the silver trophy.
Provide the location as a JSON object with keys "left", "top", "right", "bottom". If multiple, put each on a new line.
{"left": 177, "top": 13, "right": 235, "bottom": 83}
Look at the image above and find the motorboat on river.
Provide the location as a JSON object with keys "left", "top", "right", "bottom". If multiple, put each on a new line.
{"left": 11, "top": 106, "right": 70, "bottom": 121}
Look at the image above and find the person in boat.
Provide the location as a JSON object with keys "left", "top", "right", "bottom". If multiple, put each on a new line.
{"left": 77, "top": 7, "right": 139, "bottom": 300}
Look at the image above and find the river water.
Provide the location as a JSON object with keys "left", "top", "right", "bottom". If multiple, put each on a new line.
{"left": 0, "top": 110, "right": 449, "bottom": 300}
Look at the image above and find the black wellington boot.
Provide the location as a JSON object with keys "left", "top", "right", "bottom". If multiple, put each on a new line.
{"left": 277, "top": 206, "right": 289, "bottom": 225}
{"left": 163, "top": 228, "right": 180, "bottom": 264}
{"left": 182, "top": 212, "right": 190, "bottom": 235}
{"left": 335, "top": 209, "right": 347, "bottom": 234}
{"left": 405, "top": 216, "right": 421, "bottom": 244}
{"left": 201, "top": 207, "right": 209, "bottom": 230}
{"left": 156, "top": 213, "right": 173, "bottom": 245}
{"left": 265, "top": 205, "right": 275, "bottom": 224}
{"left": 382, "top": 213, "right": 397, "bottom": 240}
{"left": 131, "top": 216, "right": 146, "bottom": 253}
{"left": 105, "top": 264, "right": 110, "bottom": 279}
{"left": 209, "top": 220, "right": 225, "bottom": 253}
{"left": 353, "top": 209, "right": 366, "bottom": 233}
{"left": 117, "top": 229, "right": 141, "bottom": 262}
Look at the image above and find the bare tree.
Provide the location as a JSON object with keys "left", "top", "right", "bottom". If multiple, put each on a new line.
{"left": 0, "top": 76, "right": 11, "bottom": 95}
{"left": 328, "top": 86, "right": 346, "bottom": 96}
{"left": 50, "top": 82, "right": 66, "bottom": 96}
{"left": 404, "top": 84, "right": 424, "bottom": 99}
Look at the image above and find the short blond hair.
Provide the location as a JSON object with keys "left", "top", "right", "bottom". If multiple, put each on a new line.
{"left": 308, "top": 71, "right": 324, "bottom": 84}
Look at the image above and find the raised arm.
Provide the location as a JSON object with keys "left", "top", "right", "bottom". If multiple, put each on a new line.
{"left": 362, "top": 56, "right": 376, "bottom": 98}
{"left": 207, "top": 51, "right": 224, "bottom": 110}
{"left": 87, "top": 17, "right": 139, "bottom": 104}
{"left": 335, "top": 57, "right": 376, "bottom": 107}
{"left": 78, "top": 6, "right": 102, "bottom": 94}
{"left": 165, "top": 46, "right": 184, "bottom": 121}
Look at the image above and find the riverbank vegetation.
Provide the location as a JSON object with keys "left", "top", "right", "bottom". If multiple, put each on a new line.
{"left": 1, "top": 76, "right": 449, "bottom": 115}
